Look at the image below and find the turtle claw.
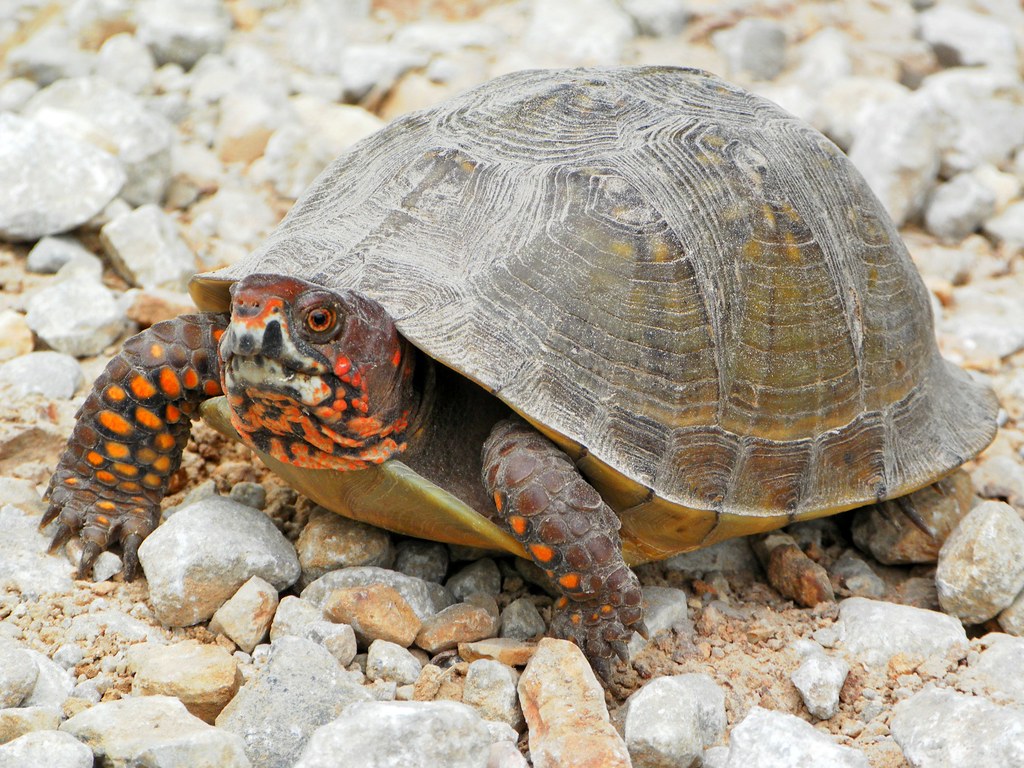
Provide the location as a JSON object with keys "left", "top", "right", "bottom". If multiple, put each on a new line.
{"left": 77, "top": 541, "right": 103, "bottom": 580}
{"left": 121, "top": 533, "right": 144, "bottom": 582}
{"left": 47, "top": 521, "right": 75, "bottom": 553}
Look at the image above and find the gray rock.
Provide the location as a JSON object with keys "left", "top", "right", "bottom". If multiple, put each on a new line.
{"left": 925, "top": 173, "right": 997, "bottom": 243}
{"left": 919, "top": 68, "right": 1024, "bottom": 177}
{"left": 815, "top": 76, "right": 910, "bottom": 151}
{"left": 958, "top": 634, "right": 1024, "bottom": 708}
{"left": 271, "top": 596, "right": 359, "bottom": 667}
{"left": 629, "top": 585, "right": 691, "bottom": 659}
{"left": 282, "top": 0, "right": 370, "bottom": 76}
{"left": 302, "top": 566, "right": 454, "bottom": 621}
{"left": 0, "top": 312, "right": 34, "bottom": 364}
{"left": 390, "top": 21, "right": 506, "bottom": 57}
{"left": 247, "top": 122, "right": 336, "bottom": 200}
{"left": 95, "top": 33, "right": 157, "bottom": 94}
{"left": 936, "top": 500, "right": 1024, "bottom": 624}
{"left": 0, "top": 706, "right": 62, "bottom": 745}
{"left": 940, "top": 285, "right": 1024, "bottom": 366}
{"left": 296, "top": 507, "right": 394, "bottom": 587}
{"left": 523, "top": 0, "right": 636, "bottom": 66}
{"left": 715, "top": 19, "right": 788, "bottom": 81}
{"left": 723, "top": 706, "right": 868, "bottom": 768}
{"left": 790, "top": 642, "right": 849, "bottom": 720}
{"left": 394, "top": 540, "right": 449, "bottom": 584}
{"left": 836, "top": 597, "right": 968, "bottom": 666}
{"left": 52, "top": 643, "right": 84, "bottom": 670}
{"left": 664, "top": 538, "right": 759, "bottom": 575}
{"left": 446, "top": 558, "right": 502, "bottom": 601}
{"left": 848, "top": 92, "right": 942, "bottom": 226}
{"left": 136, "top": 0, "right": 232, "bottom": 69}
{"left": 0, "top": 114, "right": 124, "bottom": 242}
{"left": 0, "top": 78, "right": 39, "bottom": 113}
{"left": 270, "top": 595, "right": 325, "bottom": 639}
{"left": 791, "top": 28, "right": 852, "bottom": 95}
{"left": 892, "top": 687, "right": 1024, "bottom": 767}
{"left": 499, "top": 598, "right": 546, "bottom": 641}
{"left": 228, "top": 483, "right": 267, "bottom": 510}
{"left": 984, "top": 201, "right": 1024, "bottom": 251}
{"left": 208, "top": 575, "right": 279, "bottom": 654}
{"left": 25, "top": 235, "right": 94, "bottom": 274}
{"left": 917, "top": 6, "right": 1019, "bottom": 70}
{"left": 100, "top": 204, "right": 196, "bottom": 290}
{"left": 462, "top": 659, "right": 523, "bottom": 731}
{"left": 24, "top": 77, "right": 174, "bottom": 206}
{"left": 293, "top": 700, "right": 493, "bottom": 768}
{"left": 366, "top": 639, "right": 422, "bottom": 686}
{"left": 25, "top": 279, "right": 129, "bottom": 358}
{"left": 216, "top": 636, "right": 372, "bottom": 768}
{"left": 6, "top": 26, "right": 92, "bottom": 86}
{"left": 0, "top": 352, "right": 83, "bottom": 400}
{"left": 0, "top": 644, "right": 38, "bottom": 708}
{"left": 61, "top": 695, "right": 251, "bottom": 768}
{"left": 337, "top": 45, "right": 426, "bottom": 103}
{"left": 830, "top": 551, "right": 886, "bottom": 599}
{"left": 625, "top": 673, "right": 726, "bottom": 768}
{"left": 0, "top": 730, "right": 93, "bottom": 768}
{"left": 999, "top": 589, "right": 1024, "bottom": 636}
{"left": 619, "top": 0, "right": 690, "bottom": 37}
{"left": 0, "top": 504, "right": 74, "bottom": 599}
{"left": 137, "top": 497, "right": 301, "bottom": 626}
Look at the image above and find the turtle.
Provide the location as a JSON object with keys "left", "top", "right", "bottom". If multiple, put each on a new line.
{"left": 43, "top": 66, "right": 998, "bottom": 676}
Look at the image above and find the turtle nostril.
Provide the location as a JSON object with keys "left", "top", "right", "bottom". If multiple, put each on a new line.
{"left": 236, "top": 333, "right": 257, "bottom": 355}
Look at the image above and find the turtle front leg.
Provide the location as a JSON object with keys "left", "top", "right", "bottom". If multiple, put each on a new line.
{"left": 482, "top": 418, "right": 645, "bottom": 679}
{"left": 43, "top": 313, "right": 228, "bottom": 580}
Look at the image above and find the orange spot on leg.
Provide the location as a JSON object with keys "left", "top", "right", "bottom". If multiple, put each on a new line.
{"left": 530, "top": 544, "right": 554, "bottom": 563}
{"left": 98, "top": 410, "right": 133, "bottom": 436}
{"left": 86, "top": 451, "right": 104, "bottom": 466}
{"left": 559, "top": 573, "right": 580, "bottom": 590}
{"left": 105, "top": 385, "right": 126, "bottom": 403}
{"left": 158, "top": 368, "right": 181, "bottom": 398}
{"left": 135, "top": 407, "right": 163, "bottom": 430}
{"left": 105, "top": 442, "right": 129, "bottom": 459}
{"left": 130, "top": 375, "right": 157, "bottom": 399}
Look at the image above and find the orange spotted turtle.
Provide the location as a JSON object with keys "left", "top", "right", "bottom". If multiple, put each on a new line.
{"left": 44, "top": 66, "right": 998, "bottom": 676}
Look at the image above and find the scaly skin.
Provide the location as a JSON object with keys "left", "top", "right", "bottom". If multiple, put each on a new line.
{"left": 43, "top": 313, "right": 228, "bottom": 579}
{"left": 482, "top": 418, "right": 647, "bottom": 678}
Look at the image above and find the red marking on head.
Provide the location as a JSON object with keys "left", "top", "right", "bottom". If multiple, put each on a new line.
{"left": 333, "top": 356, "right": 351, "bottom": 377}
{"left": 391, "top": 347, "right": 401, "bottom": 367}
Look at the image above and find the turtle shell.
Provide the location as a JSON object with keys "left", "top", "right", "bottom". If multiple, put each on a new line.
{"left": 193, "top": 66, "right": 997, "bottom": 561}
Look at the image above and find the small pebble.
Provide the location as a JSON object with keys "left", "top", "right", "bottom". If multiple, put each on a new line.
{"left": 296, "top": 507, "right": 394, "bottom": 587}
{"left": 129, "top": 640, "right": 241, "bottom": 724}
{"left": 25, "top": 279, "right": 129, "bottom": 358}
{"left": 61, "top": 695, "right": 250, "bottom": 768}
{"left": 415, "top": 596, "right": 500, "bottom": 654}
{"left": 892, "top": 687, "right": 1024, "bottom": 766}
{"left": 518, "top": 638, "right": 631, "bottom": 768}
{"left": 324, "top": 583, "right": 423, "bottom": 648}
{"left": 366, "top": 639, "right": 422, "bottom": 686}
{"left": 714, "top": 18, "right": 788, "bottom": 80}
{"left": 394, "top": 540, "right": 449, "bottom": 584}
{"left": 836, "top": 597, "right": 968, "bottom": 666}
{"left": 0, "top": 730, "right": 93, "bottom": 768}
{"left": 446, "top": 558, "right": 502, "bottom": 600}
{"left": 624, "top": 673, "right": 726, "bottom": 768}
{"left": 790, "top": 644, "right": 850, "bottom": 720}
{"left": 500, "top": 597, "right": 546, "bottom": 641}
{"left": 936, "top": 500, "right": 1024, "bottom": 624}
{"left": 215, "top": 636, "right": 371, "bottom": 768}
{"left": 100, "top": 204, "right": 196, "bottom": 290}
{"left": 462, "top": 658, "right": 524, "bottom": 731}
{"left": 293, "top": 700, "right": 493, "bottom": 768}
{"left": 208, "top": 575, "right": 279, "bottom": 653}
{"left": 0, "top": 352, "right": 83, "bottom": 400}
{"left": 723, "top": 706, "right": 869, "bottom": 767}
{"left": 137, "top": 497, "right": 301, "bottom": 626}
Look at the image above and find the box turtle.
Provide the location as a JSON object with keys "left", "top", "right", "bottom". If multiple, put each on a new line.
{"left": 45, "top": 66, "right": 998, "bottom": 675}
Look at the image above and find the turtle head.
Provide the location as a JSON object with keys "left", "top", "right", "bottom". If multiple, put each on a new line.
{"left": 219, "top": 273, "right": 417, "bottom": 471}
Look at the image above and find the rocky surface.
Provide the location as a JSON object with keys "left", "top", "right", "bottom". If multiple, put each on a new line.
{"left": 2, "top": 1, "right": 1024, "bottom": 766}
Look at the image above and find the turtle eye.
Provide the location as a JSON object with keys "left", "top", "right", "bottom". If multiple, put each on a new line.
{"left": 305, "top": 307, "right": 335, "bottom": 333}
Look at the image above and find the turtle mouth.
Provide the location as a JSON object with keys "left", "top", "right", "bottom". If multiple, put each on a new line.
{"left": 225, "top": 356, "right": 334, "bottom": 408}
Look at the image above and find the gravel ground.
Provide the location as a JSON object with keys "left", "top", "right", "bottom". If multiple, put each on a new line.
{"left": 2, "top": 1, "right": 1024, "bottom": 767}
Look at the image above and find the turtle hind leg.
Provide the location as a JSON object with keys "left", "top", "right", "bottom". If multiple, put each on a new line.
{"left": 43, "top": 313, "right": 228, "bottom": 580}
{"left": 481, "top": 418, "right": 645, "bottom": 680}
